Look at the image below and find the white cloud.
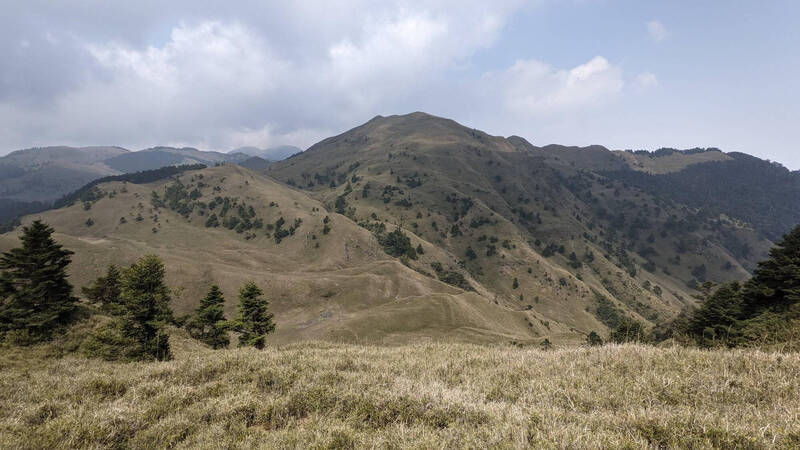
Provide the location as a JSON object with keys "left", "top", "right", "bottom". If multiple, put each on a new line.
{"left": 491, "top": 56, "right": 625, "bottom": 114}
{"left": 647, "top": 20, "right": 668, "bottom": 42}
{"left": 0, "top": 3, "right": 529, "bottom": 151}
{"left": 88, "top": 21, "right": 284, "bottom": 102}
{"left": 45, "top": 21, "right": 292, "bottom": 149}
{"left": 1, "top": 1, "right": 654, "bottom": 153}
{"left": 634, "top": 72, "right": 659, "bottom": 90}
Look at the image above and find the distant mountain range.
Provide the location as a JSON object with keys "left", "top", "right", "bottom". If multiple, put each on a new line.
{"left": 230, "top": 145, "right": 303, "bottom": 161}
{"left": 0, "top": 144, "right": 301, "bottom": 223}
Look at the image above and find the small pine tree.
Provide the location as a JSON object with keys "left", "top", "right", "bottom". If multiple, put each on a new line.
{"left": 512, "top": 278, "right": 519, "bottom": 289}
{"left": 187, "top": 285, "right": 230, "bottom": 349}
{"left": 119, "top": 255, "right": 174, "bottom": 360}
{"left": 465, "top": 247, "right": 477, "bottom": 260}
{"left": 0, "top": 220, "right": 77, "bottom": 343}
{"left": 82, "top": 265, "right": 123, "bottom": 315}
{"left": 609, "top": 318, "right": 646, "bottom": 344}
{"left": 586, "top": 331, "right": 604, "bottom": 346}
{"left": 233, "top": 282, "right": 275, "bottom": 349}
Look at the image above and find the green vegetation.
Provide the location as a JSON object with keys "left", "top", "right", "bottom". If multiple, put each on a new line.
{"left": 272, "top": 217, "right": 302, "bottom": 244}
{"left": 54, "top": 164, "right": 206, "bottom": 210}
{"left": 76, "top": 250, "right": 276, "bottom": 359}
{"left": 376, "top": 228, "right": 417, "bottom": 260}
{"left": 586, "top": 331, "right": 604, "bottom": 346}
{"left": 430, "top": 262, "right": 473, "bottom": 291}
{"left": 231, "top": 282, "right": 275, "bottom": 349}
{"left": 81, "top": 265, "right": 123, "bottom": 315}
{"left": 80, "top": 255, "right": 174, "bottom": 361}
{"left": 609, "top": 318, "right": 646, "bottom": 344}
{"left": 0, "top": 199, "right": 46, "bottom": 233}
{"left": 465, "top": 246, "right": 477, "bottom": 260}
{"left": 684, "top": 225, "right": 800, "bottom": 349}
{"left": 0, "top": 220, "right": 77, "bottom": 344}
{"left": 322, "top": 215, "right": 331, "bottom": 234}
{"left": 592, "top": 292, "right": 624, "bottom": 329}
{"left": 186, "top": 285, "right": 230, "bottom": 349}
{"left": 157, "top": 178, "right": 267, "bottom": 236}
{"left": 607, "top": 153, "right": 800, "bottom": 241}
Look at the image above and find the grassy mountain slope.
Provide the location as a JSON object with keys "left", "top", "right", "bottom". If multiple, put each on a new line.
{"left": 268, "top": 112, "right": 772, "bottom": 335}
{"left": 0, "top": 164, "right": 542, "bottom": 344}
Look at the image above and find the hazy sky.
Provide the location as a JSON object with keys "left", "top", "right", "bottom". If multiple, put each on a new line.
{"left": 2, "top": 1, "right": 798, "bottom": 168}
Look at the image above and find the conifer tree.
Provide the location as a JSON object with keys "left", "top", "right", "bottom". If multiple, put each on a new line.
{"left": 119, "top": 255, "right": 173, "bottom": 360}
{"left": 609, "top": 318, "right": 646, "bottom": 343}
{"left": 81, "top": 265, "right": 123, "bottom": 315}
{"left": 741, "top": 225, "right": 800, "bottom": 315}
{"left": 187, "top": 285, "right": 229, "bottom": 349}
{"left": 688, "top": 282, "right": 743, "bottom": 346}
{"left": 586, "top": 331, "right": 604, "bottom": 346}
{"left": 233, "top": 282, "right": 275, "bottom": 349}
{"left": 0, "top": 220, "right": 77, "bottom": 343}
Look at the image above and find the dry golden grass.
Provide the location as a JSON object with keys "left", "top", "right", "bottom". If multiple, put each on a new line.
{"left": 2, "top": 328, "right": 799, "bottom": 449}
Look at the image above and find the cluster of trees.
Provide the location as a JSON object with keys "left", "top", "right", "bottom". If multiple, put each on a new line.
{"left": 680, "top": 224, "right": 800, "bottom": 348}
{"left": 55, "top": 164, "right": 206, "bottom": 210}
{"left": 153, "top": 178, "right": 269, "bottom": 236}
{"left": 606, "top": 153, "right": 800, "bottom": 242}
{"left": 81, "top": 256, "right": 174, "bottom": 360}
{"left": 430, "top": 262, "right": 473, "bottom": 291}
{"left": 376, "top": 227, "right": 418, "bottom": 260}
{"left": 185, "top": 282, "right": 275, "bottom": 350}
{"left": 82, "top": 263, "right": 277, "bottom": 359}
{"left": 583, "top": 225, "right": 800, "bottom": 349}
{"left": 583, "top": 318, "right": 647, "bottom": 347}
{"left": 0, "top": 220, "right": 276, "bottom": 359}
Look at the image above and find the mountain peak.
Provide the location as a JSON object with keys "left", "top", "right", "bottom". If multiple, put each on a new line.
{"left": 368, "top": 111, "right": 461, "bottom": 128}
{"left": 297, "top": 112, "right": 520, "bottom": 160}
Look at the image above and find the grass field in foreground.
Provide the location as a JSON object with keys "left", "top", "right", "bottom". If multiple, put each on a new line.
{"left": 1, "top": 332, "right": 799, "bottom": 449}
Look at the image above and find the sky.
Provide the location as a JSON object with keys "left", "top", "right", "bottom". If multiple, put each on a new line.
{"left": 1, "top": 0, "right": 799, "bottom": 168}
